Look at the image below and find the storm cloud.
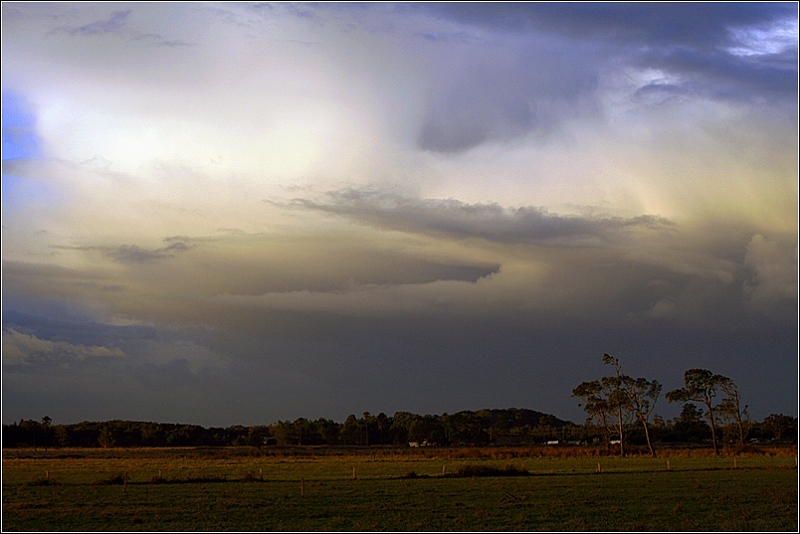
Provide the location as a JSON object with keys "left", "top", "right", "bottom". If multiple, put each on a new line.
{"left": 2, "top": 2, "right": 796, "bottom": 427}
{"left": 288, "top": 188, "right": 673, "bottom": 244}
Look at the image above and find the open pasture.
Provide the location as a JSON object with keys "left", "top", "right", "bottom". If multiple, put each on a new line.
{"left": 3, "top": 447, "right": 797, "bottom": 531}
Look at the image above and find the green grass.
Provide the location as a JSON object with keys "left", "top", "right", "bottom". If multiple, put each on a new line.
{"left": 3, "top": 448, "right": 797, "bottom": 531}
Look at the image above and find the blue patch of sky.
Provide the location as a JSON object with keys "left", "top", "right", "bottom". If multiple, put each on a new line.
{"left": 2, "top": 91, "right": 41, "bottom": 160}
{"left": 2, "top": 90, "right": 55, "bottom": 208}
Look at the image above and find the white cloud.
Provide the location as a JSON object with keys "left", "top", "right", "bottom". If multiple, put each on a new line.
{"left": 726, "top": 16, "right": 799, "bottom": 57}
{"left": 2, "top": 328, "right": 125, "bottom": 366}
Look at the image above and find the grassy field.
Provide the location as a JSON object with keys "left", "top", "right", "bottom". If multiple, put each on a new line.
{"left": 3, "top": 446, "right": 797, "bottom": 531}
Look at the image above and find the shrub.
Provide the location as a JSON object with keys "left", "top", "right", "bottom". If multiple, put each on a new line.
{"left": 453, "top": 464, "right": 530, "bottom": 477}
{"left": 94, "top": 473, "right": 128, "bottom": 485}
{"left": 396, "top": 471, "right": 429, "bottom": 479}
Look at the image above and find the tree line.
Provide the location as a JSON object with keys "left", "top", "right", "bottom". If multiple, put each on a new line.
{"left": 3, "top": 406, "right": 795, "bottom": 451}
{"left": 572, "top": 353, "right": 796, "bottom": 456}
{"left": 2, "top": 408, "right": 573, "bottom": 449}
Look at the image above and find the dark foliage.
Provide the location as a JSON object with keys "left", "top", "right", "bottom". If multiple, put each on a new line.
{"left": 94, "top": 473, "right": 129, "bottom": 485}
{"left": 452, "top": 464, "right": 530, "bottom": 477}
{"left": 3, "top": 407, "right": 794, "bottom": 450}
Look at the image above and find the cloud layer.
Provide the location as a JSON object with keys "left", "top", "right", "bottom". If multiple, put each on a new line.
{"left": 2, "top": 3, "right": 796, "bottom": 426}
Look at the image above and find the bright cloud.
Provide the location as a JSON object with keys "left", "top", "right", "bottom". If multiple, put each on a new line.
{"left": 2, "top": 328, "right": 125, "bottom": 366}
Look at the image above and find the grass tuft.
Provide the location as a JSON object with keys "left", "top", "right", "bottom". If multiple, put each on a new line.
{"left": 396, "top": 471, "right": 430, "bottom": 479}
{"left": 452, "top": 464, "right": 530, "bottom": 477}
{"left": 94, "top": 473, "right": 128, "bottom": 485}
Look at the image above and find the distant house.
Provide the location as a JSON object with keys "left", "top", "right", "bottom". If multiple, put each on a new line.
{"left": 546, "top": 440, "right": 560, "bottom": 445}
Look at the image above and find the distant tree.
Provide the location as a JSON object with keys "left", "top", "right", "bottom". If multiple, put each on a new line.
{"left": 140, "top": 423, "right": 166, "bottom": 447}
{"left": 269, "top": 420, "right": 296, "bottom": 446}
{"left": 98, "top": 425, "right": 116, "bottom": 448}
{"left": 407, "top": 418, "right": 428, "bottom": 444}
{"left": 601, "top": 354, "right": 628, "bottom": 456}
{"left": 514, "top": 409, "right": 523, "bottom": 434}
{"left": 622, "top": 376, "right": 662, "bottom": 457}
{"left": 447, "top": 411, "right": 489, "bottom": 446}
{"left": 314, "top": 418, "right": 340, "bottom": 445}
{"left": 418, "top": 415, "right": 446, "bottom": 445}
{"left": 669, "top": 403, "right": 711, "bottom": 443}
{"left": 375, "top": 413, "right": 388, "bottom": 445}
{"left": 362, "top": 412, "right": 372, "bottom": 447}
{"left": 54, "top": 425, "right": 70, "bottom": 447}
{"left": 717, "top": 379, "right": 749, "bottom": 446}
{"left": 666, "top": 369, "right": 730, "bottom": 455}
{"left": 41, "top": 416, "right": 52, "bottom": 452}
{"left": 247, "top": 426, "right": 269, "bottom": 448}
{"left": 18, "top": 419, "right": 40, "bottom": 449}
{"left": 573, "top": 354, "right": 635, "bottom": 455}
{"left": 294, "top": 418, "right": 310, "bottom": 446}
{"left": 761, "top": 414, "right": 797, "bottom": 442}
{"left": 572, "top": 379, "right": 614, "bottom": 449}
{"left": 340, "top": 414, "right": 362, "bottom": 445}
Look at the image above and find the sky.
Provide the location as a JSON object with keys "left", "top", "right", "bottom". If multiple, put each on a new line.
{"left": 2, "top": 2, "right": 797, "bottom": 427}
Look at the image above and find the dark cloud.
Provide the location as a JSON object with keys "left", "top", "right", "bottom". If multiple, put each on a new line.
{"left": 155, "top": 39, "right": 197, "bottom": 48}
{"left": 288, "top": 189, "right": 673, "bottom": 244}
{"left": 58, "top": 240, "right": 194, "bottom": 264}
{"left": 1, "top": 158, "right": 32, "bottom": 176}
{"left": 634, "top": 46, "right": 798, "bottom": 103}
{"left": 129, "top": 32, "right": 197, "bottom": 47}
{"left": 4, "top": 300, "right": 794, "bottom": 425}
{"left": 131, "top": 359, "right": 198, "bottom": 391}
{"left": 420, "top": 3, "right": 796, "bottom": 49}
{"left": 44, "top": 8, "right": 197, "bottom": 48}
{"left": 2, "top": 310, "right": 157, "bottom": 348}
{"left": 416, "top": 35, "right": 602, "bottom": 152}
{"left": 412, "top": 3, "right": 797, "bottom": 151}
{"left": 104, "top": 244, "right": 177, "bottom": 263}
{"left": 2, "top": 218, "right": 795, "bottom": 426}
{"left": 49, "top": 10, "right": 131, "bottom": 37}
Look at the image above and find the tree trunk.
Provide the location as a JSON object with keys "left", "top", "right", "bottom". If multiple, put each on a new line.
{"left": 707, "top": 405, "right": 719, "bottom": 455}
{"left": 737, "top": 420, "right": 745, "bottom": 446}
{"left": 641, "top": 417, "right": 656, "bottom": 457}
